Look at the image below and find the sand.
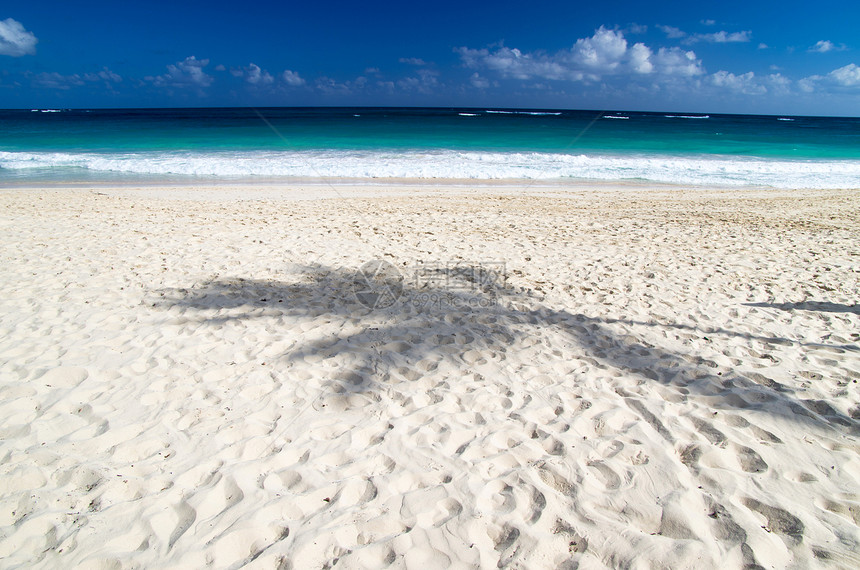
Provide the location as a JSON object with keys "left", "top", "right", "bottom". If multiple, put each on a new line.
{"left": 0, "top": 182, "right": 858, "bottom": 569}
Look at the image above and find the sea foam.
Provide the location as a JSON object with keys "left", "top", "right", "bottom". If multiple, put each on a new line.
{"left": 1, "top": 149, "right": 858, "bottom": 189}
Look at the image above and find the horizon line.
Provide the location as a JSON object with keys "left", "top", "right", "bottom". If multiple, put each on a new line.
{"left": 3, "top": 105, "right": 858, "bottom": 120}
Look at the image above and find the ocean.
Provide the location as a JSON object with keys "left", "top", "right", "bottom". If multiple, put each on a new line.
{"left": 1, "top": 107, "right": 859, "bottom": 188}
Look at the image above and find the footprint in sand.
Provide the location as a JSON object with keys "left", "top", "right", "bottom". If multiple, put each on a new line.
{"left": 192, "top": 474, "right": 244, "bottom": 523}
{"left": 264, "top": 469, "right": 308, "bottom": 493}
{"left": 750, "top": 425, "right": 783, "bottom": 444}
{"left": 477, "top": 480, "right": 516, "bottom": 514}
{"left": 538, "top": 464, "right": 577, "bottom": 497}
{"left": 625, "top": 399, "right": 674, "bottom": 443}
{"left": 587, "top": 460, "right": 622, "bottom": 490}
{"left": 336, "top": 478, "right": 378, "bottom": 508}
{"left": 602, "top": 440, "right": 624, "bottom": 458}
{"left": 724, "top": 415, "right": 783, "bottom": 443}
{"left": 734, "top": 444, "right": 768, "bottom": 473}
{"left": 37, "top": 366, "right": 89, "bottom": 389}
{"left": 691, "top": 417, "right": 727, "bottom": 447}
{"left": 743, "top": 498, "right": 805, "bottom": 546}
{"left": 803, "top": 399, "right": 855, "bottom": 428}
{"left": 786, "top": 471, "right": 818, "bottom": 483}
{"left": 552, "top": 519, "right": 588, "bottom": 555}
{"left": 432, "top": 498, "right": 463, "bottom": 527}
{"left": 630, "top": 450, "right": 649, "bottom": 465}
{"left": 492, "top": 524, "right": 520, "bottom": 553}
{"left": 679, "top": 443, "right": 702, "bottom": 470}
{"left": 541, "top": 436, "right": 565, "bottom": 456}
{"left": 149, "top": 499, "right": 196, "bottom": 551}
{"left": 704, "top": 498, "right": 763, "bottom": 568}
{"left": 512, "top": 481, "right": 548, "bottom": 525}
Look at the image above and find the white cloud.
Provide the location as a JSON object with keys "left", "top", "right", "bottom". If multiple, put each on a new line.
{"left": 33, "top": 67, "right": 121, "bottom": 89}
{"left": 33, "top": 72, "right": 85, "bottom": 90}
{"left": 148, "top": 56, "right": 213, "bottom": 88}
{"left": 709, "top": 70, "right": 766, "bottom": 94}
{"left": 399, "top": 57, "right": 427, "bottom": 66}
{"left": 808, "top": 40, "right": 847, "bottom": 53}
{"left": 628, "top": 43, "right": 653, "bottom": 74}
{"left": 457, "top": 27, "right": 703, "bottom": 84}
{"left": 282, "top": 70, "right": 305, "bottom": 86}
{"left": 797, "top": 76, "right": 818, "bottom": 92}
{"left": 83, "top": 67, "right": 122, "bottom": 84}
{"left": 397, "top": 68, "right": 439, "bottom": 93}
{"left": 758, "top": 43, "right": 768, "bottom": 50}
{"left": 651, "top": 47, "right": 703, "bottom": 76}
{"left": 457, "top": 46, "right": 570, "bottom": 80}
{"left": 0, "top": 18, "right": 37, "bottom": 57}
{"left": 701, "top": 19, "right": 716, "bottom": 26}
{"left": 766, "top": 73, "right": 791, "bottom": 95}
{"left": 659, "top": 25, "right": 751, "bottom": 44}
{"left": 315, "top": 76, "right": 354, "bottom": 94}
{"left": 829, "top": 63, "right": 860, "bottom": 86}
{"left": 809, "top": 40, "right": 832, "bottom": 53}
{"left": 244, "top": 63, "right": 274, "bottom": 85}
{"left": 470, "top": 72, "right": 489, "bottom": 89}
{"left": 310, "top": 69, "right": 444, "bottom": 97}
{"left": 569, "top": 27, "right": 628, "bottom": 70}
{"left": 688, "top": 30, "right": 751, "bottom": 44}
{"left": 658, "top": 25, "right": 687, "bottom": 39}
{"left": 798, "top": 63, "right": 860, "bottom": 92}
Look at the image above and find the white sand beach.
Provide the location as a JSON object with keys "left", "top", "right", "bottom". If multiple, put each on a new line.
{"left": 0, "top": 182, "right": 858, "bottom": 568}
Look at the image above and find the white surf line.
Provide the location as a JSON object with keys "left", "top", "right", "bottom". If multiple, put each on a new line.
{"left": 508, "top": 110, "right": 608, "bottom": 194}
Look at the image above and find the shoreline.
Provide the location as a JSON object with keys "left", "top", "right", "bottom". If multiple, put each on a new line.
{"left": 2, "top": 177, "right": 847, "bottom": 202}
{"left": 0, "top": 175, "right": 747, "bottom": 189}
{"left": 2, "top": 173, "right": 859, "bottom": 192}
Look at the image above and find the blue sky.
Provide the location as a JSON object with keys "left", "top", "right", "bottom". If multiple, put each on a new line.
{"left": 1, "top": 0, "right": 858, "bottom": 115}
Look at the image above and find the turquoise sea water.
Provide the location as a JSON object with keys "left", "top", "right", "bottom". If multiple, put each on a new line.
{"left": 1, "top": 107, "right": 859, "bottom": 188}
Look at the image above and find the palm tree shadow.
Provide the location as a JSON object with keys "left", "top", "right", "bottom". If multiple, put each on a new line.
{"left": 744, "top": 301, "right": 860, "bottom": 314}
{"left": 153, "top": 263, "right": 860, "bottom": 436}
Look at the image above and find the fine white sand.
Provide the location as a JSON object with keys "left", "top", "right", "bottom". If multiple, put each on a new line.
{"left": 0, "top": 183, "right": 858, "bottom": 568}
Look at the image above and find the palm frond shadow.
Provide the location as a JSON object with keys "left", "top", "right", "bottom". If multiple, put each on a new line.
{"left": 153, "top": 263, "right": 859, "bottom": 436}
{"left": 744, "top": 301, "right": 860, "bottom": 314}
